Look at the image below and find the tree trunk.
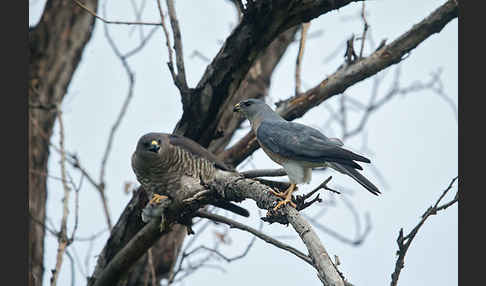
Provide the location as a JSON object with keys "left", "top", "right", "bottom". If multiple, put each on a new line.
{"left": 28, "top": 1, "right": 99, "bottom": 285}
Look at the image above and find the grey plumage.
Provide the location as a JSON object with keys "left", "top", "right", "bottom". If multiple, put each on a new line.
{"left": 233, "top": 99, "right": 380, "bottom": 196}
{"left": 132, "top": 132, "right": 249, "bottom": 217}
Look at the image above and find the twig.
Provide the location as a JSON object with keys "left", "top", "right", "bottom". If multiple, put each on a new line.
{"left": 156, "top": 0, "right": 177, "bottom": 84}
{"left": 344, "top": 34, "right": 357, "bottom": 65}
{"left": 69, "top": 173, "right": 83, "bottom": 242}
{"left": 50, "top": 107, "right": 71, "bottom": 286}
{"left": 65, "top": 250, "right": 76, "bottom": 286}
{"left": 73, "top": 0, "right": 162, "bottom": 26}
{"left": 358, "top": 2, "right": 369, "bottom": 59}
{"left": 124, "top": 26, "right": 159, "bottom": 59}
{"left": 146, "top": 248, "right": 156, "bottom": 286}
{"left": 295, "top": 22, "right": 310, "bottom": 96}
{"left": 97, "top": 0, "right": 143, "bottom": 230}
{"left": 166, "top": 0, "right": 188, "bottom": 91}
{"left": 390, "top": 176, "right": 458, "bottom": 286}
{"left": 195, "top": 211, "right": 313, "bottom": 266}
{"left": 305, "top": 214, "right": 371, "bottom": 246}
{"left": 128, "top": 0, "right": 148, "bottom": 37}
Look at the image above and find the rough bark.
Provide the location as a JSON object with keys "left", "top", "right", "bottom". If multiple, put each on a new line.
{"left": 28, "top": 1, "right": 98, "bottom": 285}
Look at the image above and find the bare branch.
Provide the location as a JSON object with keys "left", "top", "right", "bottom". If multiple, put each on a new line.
{"left": 358, "top": 2, "right": 369, "bottom": 59}
{"left": 295, "top": 22, "right": 311, "bottom": 96}
{"left": 123, "top": 25, "right": 159, "bottom": 59}
{"left": 195, "top": 210, "right": 313, "bottom": 266}
{"left": 166, "top": 0, "right": 188, "bottom": 91}
{"left": 390, "top": 176, "right": 458, "bottom": 286}
{"left": 240, "top": 168, "right": 287, "bottom": 178}
{"left": 156, "top": 0, "right": 178, "bottom": 85}
{"left": 50, "top": 108, "right": 71, "bottom": 286}
{"left": 95, "top": 0, "right": 144, "bottom": 230}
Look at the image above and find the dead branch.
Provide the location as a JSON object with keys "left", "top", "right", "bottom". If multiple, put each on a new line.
{"left": 358, "top": 2, "right": 369, "bottom": 59}
{"left": 156, "top": 0, "right": 178, "bottom": 87}
{"left": 195, "top": 210, "right": 313, "bottom": 266}
{"left": 166, "top": 0, "right": 188, "bottom": 91}
{"left": 295, "top": 22, "right": 311, "bottom": 96}
{"left": 240, "top": 168, "right": 287, "bottom": 178}
{"left": 50, "top": 108, "right": 71, "bottom": 286}
{"left": 390, "top": 176, "right": 458, "bottom": 286}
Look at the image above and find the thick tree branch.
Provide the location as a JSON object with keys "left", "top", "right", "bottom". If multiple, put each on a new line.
{"left": 222, "top": 0, "right": 458, "bottom": 166}
{"left": 89, "top": 171, "right": 347, "bottom": 286}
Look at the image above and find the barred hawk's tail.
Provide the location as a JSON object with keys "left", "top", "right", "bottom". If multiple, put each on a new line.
{"left": 212, "top": 201, "right": 250, "bottom": 217}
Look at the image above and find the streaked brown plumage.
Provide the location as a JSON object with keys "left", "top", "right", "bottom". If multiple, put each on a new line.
{"left": 131, "top": 132, "right": 249, "bottom": 217}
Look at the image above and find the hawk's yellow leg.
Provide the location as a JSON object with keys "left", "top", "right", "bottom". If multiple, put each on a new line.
{"left": 149, "top": 194, "right": 168, "bottom": 205}
{"left": 271, "top": 183, "right": 297, "bottom": 210}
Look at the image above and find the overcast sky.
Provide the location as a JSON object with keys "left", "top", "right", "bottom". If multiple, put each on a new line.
{"left": 30, "top": 1, "right": 457, "bottom": 285}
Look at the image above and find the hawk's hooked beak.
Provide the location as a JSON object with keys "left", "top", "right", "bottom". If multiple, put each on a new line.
{"left": 149, "top": 140, "right": 160, "bottom": 153}
{"left": 233, "top": 103, "right": 241, "bottom": 112}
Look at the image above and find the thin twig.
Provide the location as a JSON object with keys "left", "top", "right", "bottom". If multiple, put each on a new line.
{"left": 295, "top": 22, "right": 310, "bottom": 96}
{"left": 97, "top": 0, "right": 143, "bottom": 230}
{"left": 166, "top": 0, "right": 188, "bottom": 90}
{"left": 73, "top": 0, "right": 162, "bottom": 26}
{"left": 358, "top": 2, "right": 369, "bottom": 59}
{"left": 124, "top": 26, "right": 159, "bottom": 59}
{"left": 195, "top": 211, "right": 313, "bottom": 266}
{"left": 65, "top": 250, "right": 76, "bottom": 286}
{"left": 156, "top": 0, "right": 177, "bottom": 83}
{"left": 51, "top": 108, "right": 71, "bottom": 286}
{"left": 147, "top": 248, "right": 156, "bottom": 286}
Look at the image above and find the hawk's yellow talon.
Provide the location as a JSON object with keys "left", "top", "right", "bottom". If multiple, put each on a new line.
{"left": 269, "top": 188, "right": 288, "bottom": 199}
{"left": 149, "top": 194, "right": 168, "bottom": 205}
{"left": 272, "top": 183, "right": 297, "bottom": 211}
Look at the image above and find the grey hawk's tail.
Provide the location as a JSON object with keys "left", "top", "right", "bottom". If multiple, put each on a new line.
{"left": 328, "top": 162, "right": 380, "bottom": 196}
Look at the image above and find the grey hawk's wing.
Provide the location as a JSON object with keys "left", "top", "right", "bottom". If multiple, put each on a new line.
{"left": 256, "top": 120, "right": 370, "bottom": 170}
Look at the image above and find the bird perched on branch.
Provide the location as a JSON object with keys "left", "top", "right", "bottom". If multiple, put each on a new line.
{"left": 233, "top": 99, "right": 380, "bottom": 210}
{"left": 131, "top": 132, "right": 249, "bottom": 218}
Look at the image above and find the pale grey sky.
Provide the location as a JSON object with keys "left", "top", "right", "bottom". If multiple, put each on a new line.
{"left": 30, "top": 1, "right": 457, "bottom": 285}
